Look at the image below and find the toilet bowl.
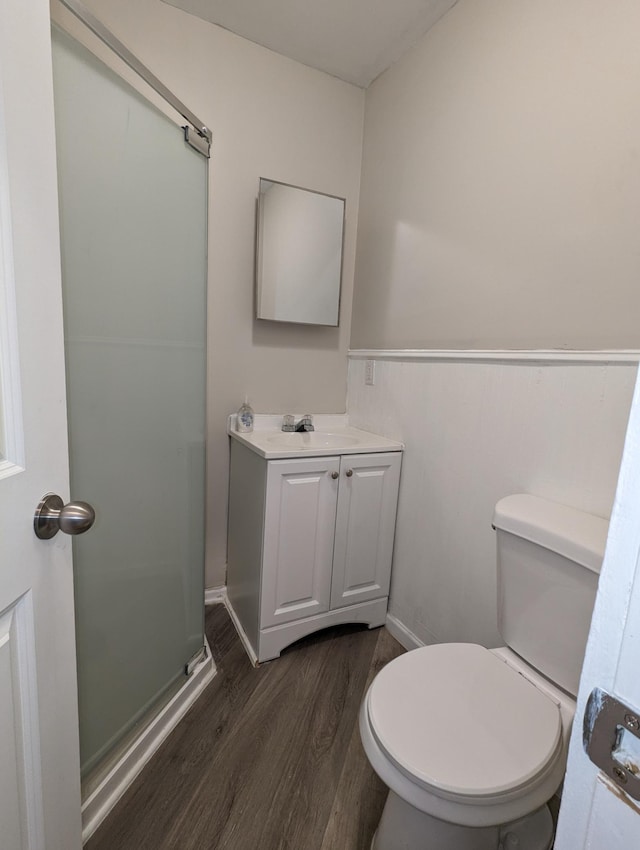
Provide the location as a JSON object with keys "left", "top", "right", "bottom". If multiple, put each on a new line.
{"left": 359, "top": 644, "right": 571, "bottom": 849}
{"left": 360, "top": 494, "right": 609, "bottom": 850}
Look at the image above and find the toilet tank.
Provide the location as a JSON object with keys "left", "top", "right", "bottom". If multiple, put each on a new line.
{"left": 493, "top": 494, "right": 609, "bottom": 697}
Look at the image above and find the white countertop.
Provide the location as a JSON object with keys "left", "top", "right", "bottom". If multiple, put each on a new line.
{"left": 227, "top": 414, "right": 404, "bottom": 459}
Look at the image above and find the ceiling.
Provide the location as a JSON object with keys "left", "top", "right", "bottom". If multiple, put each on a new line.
{"left": 161, "top": 0, "right": 459, "bottom": 88}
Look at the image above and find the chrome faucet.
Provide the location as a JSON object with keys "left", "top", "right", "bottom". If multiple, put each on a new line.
{"left": 295, "top": 415, "right": 314, "bottom": 432}
{"left": 281, "top": 414, "right": 314, "bottom": 432}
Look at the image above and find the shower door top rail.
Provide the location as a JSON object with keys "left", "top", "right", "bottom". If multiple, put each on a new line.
{"left": 58, "top": 0, "right": 212, "bottom": 156}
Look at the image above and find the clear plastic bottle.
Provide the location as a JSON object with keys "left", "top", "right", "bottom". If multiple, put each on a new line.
{"left": 236, "top": 398, "right": 254, "bottom": 433}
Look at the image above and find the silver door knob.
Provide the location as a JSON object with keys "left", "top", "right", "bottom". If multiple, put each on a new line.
{"left": 331, "top": 471, "right": 339, "bottom": 479}
{"left": 345, "top": 469, "right": 353, "bottom": 477}
{"left": 34, "top": 493, "right": 96, "bottom": 540}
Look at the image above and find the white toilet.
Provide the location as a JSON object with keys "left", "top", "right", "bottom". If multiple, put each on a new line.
{"left": 359, "top": 493, "right": 609, "bottom": 850}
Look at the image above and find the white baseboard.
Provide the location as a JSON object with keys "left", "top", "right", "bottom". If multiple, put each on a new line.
{"left": 224, "top": 597, "right": 259, "bottom": 667}
{"left": 204, "top": 585, "right": 227, "bottom": 605}
{"left": 81, "top": 639, "right": 216, "bottom": 844}
{"left": 204, "top": 589, "right": 258, "bottom": 666}
{"left": 385, "top": 613, "right": 436, "bottom": 651}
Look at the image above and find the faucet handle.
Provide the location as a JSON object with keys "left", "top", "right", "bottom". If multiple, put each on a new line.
{"left": 282, "top": 414, "right": 295, "bottom": 432}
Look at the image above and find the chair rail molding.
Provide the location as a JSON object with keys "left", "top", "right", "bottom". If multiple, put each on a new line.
{"left": 349, "top": 349, "right": 640, "bottom": 364}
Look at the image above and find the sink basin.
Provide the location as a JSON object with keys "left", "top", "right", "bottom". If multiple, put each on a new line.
{"left": 265, "top": 432, "right": 360, "bottom": 450}
{"left": 229, "top": 417, "right": 404, "bottom": 458}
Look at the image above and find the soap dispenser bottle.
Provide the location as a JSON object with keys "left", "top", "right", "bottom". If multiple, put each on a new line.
{"left": 237, "top": 398, "right": 254, "bottom": 433}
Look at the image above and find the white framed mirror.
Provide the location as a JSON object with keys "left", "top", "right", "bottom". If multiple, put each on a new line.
{"left": 256, "top": 178, "right": 345, "bottom": 326}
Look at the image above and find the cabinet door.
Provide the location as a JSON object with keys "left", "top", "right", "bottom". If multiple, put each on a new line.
{"left": 261, "top": 457, "right": 340, "bottom": 628}
{"left": 331, "top": 452, "right": 402, "bottom": 610}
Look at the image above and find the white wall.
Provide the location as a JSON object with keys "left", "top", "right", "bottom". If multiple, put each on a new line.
{"left": 347, "top": 0, "right": 640, "bottom": 649}
{"left": 51, "top": 0, "right": 365, "bottom": 588}
{"left": 351, "top": 0, "right": 640, "bottom": 350}
{"left": 348, "top": 355, "right": 636, "bottom": 647}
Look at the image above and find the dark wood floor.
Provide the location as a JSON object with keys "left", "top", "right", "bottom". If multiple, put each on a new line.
{"left": 86, "top": 605, "right": 404, "bottom": 850}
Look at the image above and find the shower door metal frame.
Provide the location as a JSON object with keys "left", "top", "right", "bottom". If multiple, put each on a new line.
{"left": 58, "top": 0, "right": 211, "bottom": 157}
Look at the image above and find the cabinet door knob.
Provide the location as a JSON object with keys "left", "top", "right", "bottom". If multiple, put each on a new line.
{"left": 331, "top": 471, "right": 339, "bottom": 479}
{"left": 345, "top": 469, "right": 353, "bottom": 477}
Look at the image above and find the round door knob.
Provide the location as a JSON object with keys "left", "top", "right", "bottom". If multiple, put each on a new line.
{"left": 345, "top": 469, "right": 354, "bottom": 477}
{"left": 331, "top": 471, "right": 339, "bottom": 479}
{"left": 34, "top": 493, "right": 96, "bottom": 540}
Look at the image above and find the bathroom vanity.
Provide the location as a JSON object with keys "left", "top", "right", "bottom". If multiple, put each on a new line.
{"left": 226, "top": 417, "right": 403, "bottom": 662}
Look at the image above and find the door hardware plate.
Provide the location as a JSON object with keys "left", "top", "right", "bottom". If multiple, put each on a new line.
{"left": 184, "top": 644, "right": 207, "bottom": 677}
{"left": 584, "top": 687, "right": 640, "bottom": 800}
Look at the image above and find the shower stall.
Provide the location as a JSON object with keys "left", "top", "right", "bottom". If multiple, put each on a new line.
{"left": 50, "top": 3, "right": 211, "bottom": 831}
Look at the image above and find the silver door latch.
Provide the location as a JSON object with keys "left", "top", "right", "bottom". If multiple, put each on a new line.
{"left": 583, "top": 687, "right": 640, "bottom": 800}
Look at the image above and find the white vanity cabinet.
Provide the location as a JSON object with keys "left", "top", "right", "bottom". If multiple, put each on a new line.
{"left": 227, "top": 439, "right": 402, "bottom": 663}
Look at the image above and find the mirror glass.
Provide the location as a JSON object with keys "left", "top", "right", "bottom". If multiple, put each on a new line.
{"left": 256, "top": 178, "right": 345, "bottom": 326}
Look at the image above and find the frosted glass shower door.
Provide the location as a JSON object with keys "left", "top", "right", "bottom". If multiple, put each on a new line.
{"left": 52, "top": 29, "right": 207, "bottom": 777}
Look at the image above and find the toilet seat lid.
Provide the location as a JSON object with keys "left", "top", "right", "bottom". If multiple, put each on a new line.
{"left": 367, "top": 643, "right": 562, "bottom": 799}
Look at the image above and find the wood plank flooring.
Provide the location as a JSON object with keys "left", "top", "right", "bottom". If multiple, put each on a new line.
{"left": 86, "top": 605, "right": 404, "bottom": 850}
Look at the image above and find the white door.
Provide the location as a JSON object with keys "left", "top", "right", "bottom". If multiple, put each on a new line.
{"left": 0, "top": 1, "right": 82, "bottom": 849}
{"left": 555, "top": 369, "right": 640, "bottom": 846}
{"left": 330, "top": 452, "right": 401, "bottom": 610}
{"left": 261, "top": 457, "right": 340, "bottom": 628}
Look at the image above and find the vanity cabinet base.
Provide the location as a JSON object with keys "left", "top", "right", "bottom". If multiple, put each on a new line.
{"left": 258, "top": 597, "right": 388, "bottom": 662}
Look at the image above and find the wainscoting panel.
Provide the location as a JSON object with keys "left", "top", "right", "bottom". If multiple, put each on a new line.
{"left": 348, "top": 353, "right": 637, "bottom": 648}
